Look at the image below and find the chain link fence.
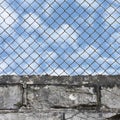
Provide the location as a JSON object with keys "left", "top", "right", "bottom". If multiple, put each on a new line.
{"left": 0, "top": 0, "right": 120, "bottom": 75}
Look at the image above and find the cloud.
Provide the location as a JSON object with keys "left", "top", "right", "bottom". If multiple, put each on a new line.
{"left": 103, "top": 6, "right": 120, "bottom": 28}
{"left": 0, "top": 61, "right": 8, "bottom": 73}
{"left": 4, "top": 37, "right": 38, "bottom": 55}
{"left": 0, "top": 56, "right": 15, "bottom": 74}
{"left": 70, "top": 45, "right": 100, "bottom": 60}
{"left": 64, "top": 46, "right": 120, "bottom": 75}
{"left": 41, "top": 0, "right": 64, "bottom": 17}
{"left": 43, "top": 0, "right": 99, "bottom": 15}
{"left": 71, "top": 56, "right": 119, "bottom": 75}
{"left": 21, "top": 13, "right": 42, "bottom": 32}
{"left": 19, "top": 0, "right": 35, "bottom": 9}
{"left": 48, "top": 24, "right": 79, "bottom": 49}
{"left": 111, "top": 32, "right": 120, "bottom": 43}
{"left": 94, "top": 56, "right": 120, "bottom": 74}
{"left": 70, "top": 66, "right": 92, "bottom": 75}
{"left": 95, "top": 68, "right": 117, "bottom": 75}
{"left": 42, "top": 52, "right": 58, "bottom": 62}
{"left": 0, "top": 2, "right": 18, "bottom": 36}
{"left": 43, "top": 1, "right": 55, "bottom": 17}
{"left": 3, "top": 35, "right": 61, "bottom": 74}
{"left": 19, "top": 62, "right": 39, "bottom": 74}
{"left": 1, "top": 0, "right": 119, "bottom": 75}
{"left": 110, "top": 32, "right": 120, "bottom": 50}
{"left": 23, "top": 0, "right": 34, "bottom": 4}
{"left": 21, "top": 13, "right": 49, "bottom": 36}
{"left": 2, "top": 36, "right": 41, "bottom": 74}
{"left": 110, "top": 0, "right": 120, "bottom": 3}
{"left": 81, "top": 46, "right": 99, "bottom": 59}
{"left": 3, "top": 54, "right": 40, "bottom": 75}
{"left": 54, "top": 45, "right": 100, "bottom": 75}
{"left": 76, "top": 0, "right": 99, "bottom": 9}
{"left": 46, "top": 68, "right": 69, "bottom": 76}
{"left": 97, "top": 57, "right": 115, "bottom": 65}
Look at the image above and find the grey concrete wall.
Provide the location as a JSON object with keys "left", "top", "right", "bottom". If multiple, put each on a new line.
{"left": 0, "top": 75, "right": 120, "bottom": 120}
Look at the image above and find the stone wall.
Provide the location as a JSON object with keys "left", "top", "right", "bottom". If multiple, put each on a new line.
{"left": 0, "top": 75, "right": 120, "bottom": 120}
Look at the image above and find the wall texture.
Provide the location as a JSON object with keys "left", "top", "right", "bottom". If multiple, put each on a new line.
{"left": 0, "top": 75, "right": 120, "bottom": 120}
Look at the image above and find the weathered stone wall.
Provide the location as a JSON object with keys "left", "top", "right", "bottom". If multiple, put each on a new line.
{"left": 0, "top": 75, "right": 120, "bottom": 120}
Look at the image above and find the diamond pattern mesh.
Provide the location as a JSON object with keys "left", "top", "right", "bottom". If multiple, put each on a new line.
{"left": 0, "top": 0, "right": 120, "bottom": 75}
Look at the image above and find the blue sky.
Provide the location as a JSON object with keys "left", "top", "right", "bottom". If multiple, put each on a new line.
{"left": 0, "top": 0, "right": 120, "bottom": 75}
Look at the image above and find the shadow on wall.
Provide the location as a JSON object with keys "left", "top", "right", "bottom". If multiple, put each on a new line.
{"left": 106, "top": 114, "right": 120, "bottom": 120}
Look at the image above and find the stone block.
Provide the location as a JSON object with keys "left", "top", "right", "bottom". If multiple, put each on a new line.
{"left": 65, "top": 111, "right": 116, "bottom": 120}
{"left": 0, "top": 85, "right": 23, "bottom": 110}
{"left": 0, "top": 112, "right": 62, "bottom": 120}
{"left": 0, "top": 111, "right": 117, "bottom": 120}
{"left": 27, "top": 85, "right": 97, "bottom": 109}
{"left": 101, "top": 86, "right": 120, "bottom": 109}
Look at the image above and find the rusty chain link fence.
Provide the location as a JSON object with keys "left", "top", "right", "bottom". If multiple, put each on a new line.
{"left": 0, "top": 0, "right": 120, "bottom": 75}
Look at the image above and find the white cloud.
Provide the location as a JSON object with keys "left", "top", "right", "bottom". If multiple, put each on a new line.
{"left": 0, "top": 2, "right": 18, "bottom": 36}
{"left": 104, "top": 6, "right": 120, "bottom": 28}
{"left": 21, "top": 13, "right": 42, "bottom": 32}
{"left": 7, "top": 54, "right": 40, "bottom": 75}
{"left": 70, "top": 45, "right": 99, "bottom": 60}
{"left": 4, "top": 37, "right": 39, "bottom": 55}
{"left": 46, "top": 68, "right": 69, "bottom": 76}
{"left": 42, "top": 0, "right": 64, "bottom": 17}
{"left": 2, "top": 36, "right": 41, "bottom": 74}
{"left": 0, "top": 61, "right": 8, "bottom": 73}
{"left": 69, "top": 65, "right": 96, "bottom": 75}
{"left": 111, "top": 32, "right": 120, "bottom": 42}
{"left": 76, "top": 0, "right": 99, "bottom": 9}
{"left": 24, "top": 0, "right": 34, "bottom": 4}
{"left": 0, "top": 0, "right": 4, "bottom": 4}
{"left": 110, "top": 32, "right": 120, "bottom": 51}
{"left": 0, "top": 56, "right": 15, "bottom": 74}
{"left": 43, "top": 0, "right": 99, "bottom": 15}
{"left": 95, "top": 57, "right": 119, "bottom": 74}
{"left": 111, "top": 0, "right": 120, "bottom": 3}
{"left": 19, "top": 0, "right": 35, "bottom": 9}
{"left": 96, "top": 68, "right": 117, "bottom": 75}
{"left": 81, "top": 46, "right": 99, "bottom": 59}
{"left": 8, "top": 72, "right": 17, "bottom": 75}
{"left": 42, "top": 52, "right": 58, "bottom": 61}
{"left": 43, "top": 2, "right": 54, "bottom": 17}
{"left": 61, "top": 45, "right": 100, "bottom": 75}
{"left": 21, "top": 13, "right": 48, "bottom": 34}
{"left": 19, "top": 62, "right": 39, "bottom": 74}
{"left": 97, "top": 57, "right": 115, "bottom": 65}
{"left": 16, "top": 37, "right": 37, "bottom": 53}
{"left": 3, "top": 36, "right": 60, "bottom": 74}
{"left": 71, "top": 56, "right": 118, "bottom": 75}
{"left": 86, "top": 16, "right": 95, "bottom": 25}
{"left": 49, "top": 24, "right": 79, "bottom": 49}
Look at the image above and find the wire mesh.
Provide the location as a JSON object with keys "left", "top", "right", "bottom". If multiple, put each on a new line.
{"left": 0, "top": 0, "right": 120, "bottom": 75}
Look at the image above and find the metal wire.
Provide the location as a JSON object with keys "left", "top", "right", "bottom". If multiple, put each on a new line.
{"left": 0, "top": 0, "right": 120, "bottom": 75}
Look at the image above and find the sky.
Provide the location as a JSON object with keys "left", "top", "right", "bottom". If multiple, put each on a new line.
{"left": 0, "top": 0, "right": 120, "bottom": 75}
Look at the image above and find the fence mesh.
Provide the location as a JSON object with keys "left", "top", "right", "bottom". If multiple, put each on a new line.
{"left": 0, "top": 0, "right": 120, "bottom": 75}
